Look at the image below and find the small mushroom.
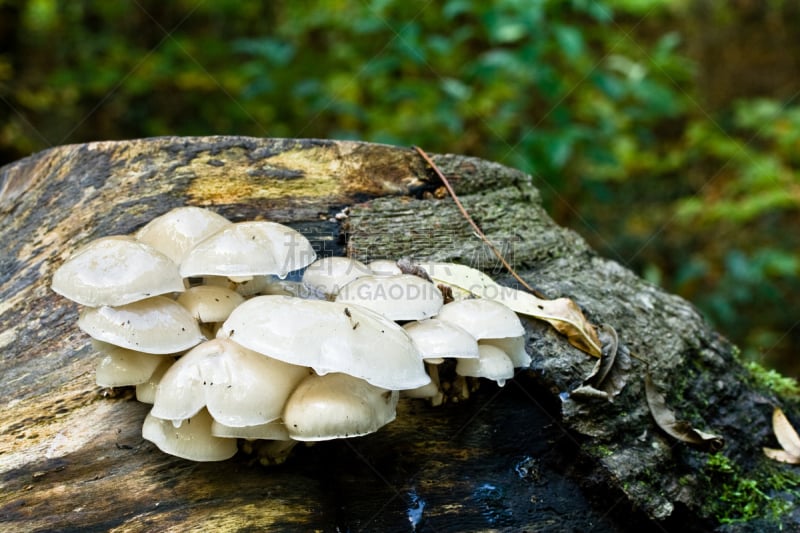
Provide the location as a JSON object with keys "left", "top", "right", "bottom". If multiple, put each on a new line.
{"left": 135, "top": 206, "right": 232, "bottom": 263}
{"left": 180, "top": 221, "right": 316, "bottom": 279}
{"left": 400, "top": 319, "right": 481, "bottom": 406}
{"left": 302, "top": 257, "right": 372, "bottom": 297}
{"left": 436, "top": 299, "right": 524, "bottom": 339}
{"left": 335, "top": 274, "right": 443, "bottom": 321}
{"left": 142, "top": 408, "right": 238, "bottom": 462}
{"left": 401, "top": 378, "right": 442, "bottom": 403}
{"left": 51, "top": 236, "right": 184, "bottom": 307}
{"left": 92, "top": 339, "right": 175, "bottom": 388}
{"left": 403, "top": 318, "right": 479, "bottom": 360}
{"left": 78, "top": 296, "right": 205, "bottom": 354}
{"left": 239, "top": 438, "right": 299, "bottom": 466}
{"left": 218, "top": 295, "right": 430, "bottom": 390}
{"left": 151, "top": 338, "right": 309, "bottom": 427}
{"left": 283, "top": 373, "right": 398, "bottom": 441}
{"left": 232, "top": 275, "right": 278, "bottom": 297}
{"left": 136, "top": 358, "right": 173, "bottom": 404}
{"left": 455, "top": 344, "right": 515, "bottom": 386}
{"left": 176, "top": 285, "right": 245, "bottom": 323}
{"left": 481, "top": 337, "right": 531, "bottom": 368}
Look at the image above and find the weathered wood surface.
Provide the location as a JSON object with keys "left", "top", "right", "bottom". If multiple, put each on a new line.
{"left": 0, "top": 137, "right": 796, "bottom": 532}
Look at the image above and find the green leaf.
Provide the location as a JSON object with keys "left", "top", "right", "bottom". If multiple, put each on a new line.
{"left": 553, "top": 24, "right": 584, "bottom": 61}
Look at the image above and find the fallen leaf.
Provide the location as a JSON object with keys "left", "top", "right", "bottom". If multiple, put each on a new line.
{"left": 763, "top": 447, "right": 800, "bottom": 464}
{"left": 771, "top": 406, "right": 800, "bottom": 456}
{"left": 421, "top": 262, "right": 602, "bottom": 357}
{"left": 763, "top": 407, "right": 800, "bottom": 464}
{"left": 645, "top": 374, "right": 724, "bottom": 452}
{"left": 571, "top": 325, "right": 631, "bottom": 402}
{"left": 539, "top": 298, "right": 603, "bottom": 358}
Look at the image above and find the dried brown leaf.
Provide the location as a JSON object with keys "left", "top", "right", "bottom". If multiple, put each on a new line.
{"left": 537, "top": 298, "right": 603, "bottom": 358}
{"left": 421, "top": 262, "right": 602, "bottom": 357}
{"left": 763, "top": 447, "right": 800, "bottom": 464}
{"left": 644, "top": 374, "right": 724, "bottom": 452}
{"left": 571, "top": 325, "right": 630, "bottom": 402}
{"left": 772, "top": 407, "right": 800, "bottom": 458}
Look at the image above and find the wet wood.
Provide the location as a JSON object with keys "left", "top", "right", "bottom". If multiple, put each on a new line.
{"left": 0, "top": 137, "right": 795, "bottom": 532}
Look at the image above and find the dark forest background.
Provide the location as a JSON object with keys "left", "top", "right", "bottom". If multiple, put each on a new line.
{"left": 2, "top": 0, "right": 799, "bottom": 377}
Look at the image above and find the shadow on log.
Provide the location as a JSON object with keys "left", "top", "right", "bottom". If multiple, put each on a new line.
{"left": 1, "top": 137, "right": 798, "bottom": 532}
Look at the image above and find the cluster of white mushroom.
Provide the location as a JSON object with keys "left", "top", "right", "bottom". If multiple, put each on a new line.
{"left": 51, "top": 207, "right": 531, "bottom": 463}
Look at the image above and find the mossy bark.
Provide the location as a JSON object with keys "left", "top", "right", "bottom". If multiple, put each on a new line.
{"left": 1, "top": 137, "right": 796, "bottom": 532}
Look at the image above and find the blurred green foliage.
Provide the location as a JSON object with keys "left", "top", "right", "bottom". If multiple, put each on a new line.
{"left": 1, "top": 0, "right": 798, "bottom": 373}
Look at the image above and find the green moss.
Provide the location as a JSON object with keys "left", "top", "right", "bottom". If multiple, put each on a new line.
{"left": 744, "top": 361, "right": 800, "bottom": 397}
{"left": 699, "top": 452, "right": 798, "bottom": 525}
{"left": 590, "top": 443, "right": 615, "bottom": 457}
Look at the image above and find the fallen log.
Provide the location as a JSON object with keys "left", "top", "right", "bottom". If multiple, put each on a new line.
{"left": 1, "top": 137, "right": 797, "bottom": 532}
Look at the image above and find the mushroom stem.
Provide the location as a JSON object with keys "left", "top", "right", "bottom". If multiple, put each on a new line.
{"left": 427, "top": 363, "right": 445, "bottom": 407}
{"left": 241, "top": 439, "right": 299, "bottom": 466}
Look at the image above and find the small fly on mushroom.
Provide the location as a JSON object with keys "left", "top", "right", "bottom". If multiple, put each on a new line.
{"left": 50, "top": 206, "right": 532, "bottom": 463}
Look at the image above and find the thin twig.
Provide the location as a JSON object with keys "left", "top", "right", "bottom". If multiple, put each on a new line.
{"left": 413, "top": 145, "right": 545, "bottom": 298}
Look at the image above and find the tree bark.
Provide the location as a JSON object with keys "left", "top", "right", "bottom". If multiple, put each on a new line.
{"left": 0, "top": 137, "right": 795, "bottom": 532}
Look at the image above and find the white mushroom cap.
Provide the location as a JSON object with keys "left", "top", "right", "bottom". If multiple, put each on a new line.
{"left": 283, "top": 373, "right": 398, "bottom": 441}
{"left": 335, "top": 274, "right": 443, "bottom": 321}
{"left": 436, "top": 299, "right": 524, "bottom": 339}
{"left": 455, "top": 344, "right": 515, "bottom": 386}
{"left": 302, "top": 257, "right": 372, "bottom": 296}
{"left": 481, "top": 337, "right": 531, "bottom": 368}
{"left": 403, "top": 319, "right": 480, "bottom": 359}
{"left": 77, "top": 296, "right": 205, "bottom": 354}
{"left": 368, "top": 259, "right": 402, "bottom": 276}
{"left": 135, "top": 206, "right": 232, "bottom": 263}
{"left": 136, "top": 357, "right": 173, "bottom": 404}
{"left": 142, "top": 408, "right": 237, "bottom": 462}
{"left": 51, "top": 236, "right": 184, "bottom": 307}
{"left": 176, "top": 285, "right": 245, "bottom": 323}
{"left": 233, "top": 275, "right": 276, "bottom": 297}
{"left": 179, "top": 221, "right": 316, "bottom": 279}
{"left": 92, "top": 339, "right": 174, "bottom": 387}
{"left": 218, "top": 295, "right": 430, "bottom": 390}
{"left": 151, "top": 338, "right": 309, "bottom": 427}
{"left": 210, "top": 419, "right": 291, "bottom": 440}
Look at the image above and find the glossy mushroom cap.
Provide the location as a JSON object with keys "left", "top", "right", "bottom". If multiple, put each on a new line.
{"left": 92, "top": 339, "right": 174, "bottom": 387}
{"left": 335, "top": 274, "right": 443, "bottom": 321}
{"left": 77, "top": 296, "right": 205, "bottom": 354}
{"left": 403, "top": 319, "right": 480, "bottom": 359}
{"left": 218, "top": 295, "right": 430, "bottom": 390}
{"left": 142, "top": 408, "right": 237, "bottom": 462}
{"left": 135, "top": 206, "right": 232, "bottom": 263}
{"left": 455, "top": 344, "right": 515, "bottom": 386}
{"left": 51, "top": 236, "right": 184, "bottom": 307}
{"left": 436, "top": 299, "right": 524, "bottom": 339}
{"left": 176, "top": 285, "right": 245, "bottom": 323}
{"left": 151, "top": 338, "right": 309, "bottom": 427}
{"left": 179, "top": 221, "right": 316, "bottom": 279}
{"left": 302, "top": 257, "right": 372, "bottom": 297}
{"left": 135, "top": 358, "right": 173, "bottom": 404}
{"left": 481, "top": 337, "right": 531, "bottom": 368}
{"left": 283, "top": 373, "right": 398, "bottom": 441}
